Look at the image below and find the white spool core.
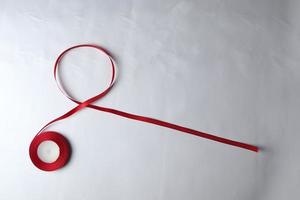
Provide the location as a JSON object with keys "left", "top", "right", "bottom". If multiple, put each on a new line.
{"left": 37, "top": 140, "right": 60, "bottom": 163}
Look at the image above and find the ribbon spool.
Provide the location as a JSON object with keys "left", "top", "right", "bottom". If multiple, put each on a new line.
{"left": 29, "top": 131, "right": 70, "bottom": 171}
{"left": 29, "top": 44, "right": 259, "bottom": 172}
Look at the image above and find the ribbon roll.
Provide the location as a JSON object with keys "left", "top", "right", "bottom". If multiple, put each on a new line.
{"left": 29, "top": 44, "right": 259, "bottom": 171}
{"left": 29, "top": 131, "right": 70, "bottom": 171}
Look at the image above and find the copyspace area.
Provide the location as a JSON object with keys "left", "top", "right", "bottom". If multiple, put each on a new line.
{"left": 0, "top": 0, "right": 299, "bottom": 199}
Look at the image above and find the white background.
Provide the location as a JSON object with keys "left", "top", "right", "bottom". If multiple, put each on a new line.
{"left": 0, "top": 0, "right": 299, "bottom": 199}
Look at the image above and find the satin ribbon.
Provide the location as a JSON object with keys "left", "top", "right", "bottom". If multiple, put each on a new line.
{"left": 29, "top": 131, "right": 70, "bottom": 171}
{"left": 29, "top": 44, "right": 259, "bottom": 171}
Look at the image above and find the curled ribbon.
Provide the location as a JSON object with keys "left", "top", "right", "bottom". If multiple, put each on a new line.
{"left": 29, "top": 44, "right": 259, "bottom": 171}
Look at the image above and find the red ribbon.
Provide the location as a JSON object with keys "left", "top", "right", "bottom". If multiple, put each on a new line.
{"left": 29, "top": 131, "right": 70, "bottom": 171}
{"left": 29, "top": 44, "right": 259, "bottom": 171}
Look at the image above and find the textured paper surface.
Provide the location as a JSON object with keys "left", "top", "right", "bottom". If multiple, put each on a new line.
{"left": 0, "top": 0, "right": 299, "bottom": 199}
